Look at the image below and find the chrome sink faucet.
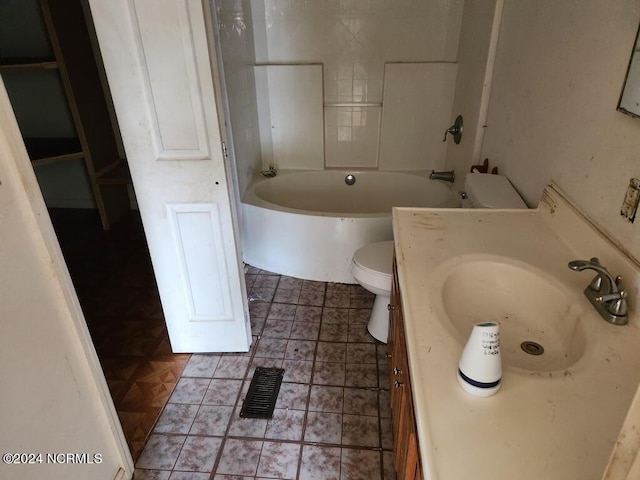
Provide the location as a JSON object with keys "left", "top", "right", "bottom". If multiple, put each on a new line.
{"left": 568, "top": 257, "right": 628, "bottom": 325}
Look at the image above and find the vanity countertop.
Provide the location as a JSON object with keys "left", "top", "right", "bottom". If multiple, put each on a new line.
{"left": 392, "top": 185, "right": 640, "bottom": 480}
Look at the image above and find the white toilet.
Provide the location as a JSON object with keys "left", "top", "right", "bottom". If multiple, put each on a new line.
{"left": 351, "top": 240, "right": 395, "bottom": 343}
{"left": 351, "top": 173, "right": 526, "bottom": 343}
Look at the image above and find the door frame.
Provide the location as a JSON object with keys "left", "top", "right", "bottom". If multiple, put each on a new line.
{"left": 203, "top": 0, "right": 251, "bottom": 338}
{"left": 0, "top": 77, "right": 133, "bottom": 478}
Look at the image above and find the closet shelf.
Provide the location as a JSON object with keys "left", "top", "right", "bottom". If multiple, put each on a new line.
{"left": 37, "top": 0, "right": 131, "bottom": 229}
{"left": 25, "top": 137, "right": 84, "bottom": 166}
{"left": 96, "top": 161, "right": 132, "bottom": 185}
{"left": 324, "top": 102, "right": 382, "bottom": 107}
{"left": 0, "top": 57, "right": 58, "bottom": 71}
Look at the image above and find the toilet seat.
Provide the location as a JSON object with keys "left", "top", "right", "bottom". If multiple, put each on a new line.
{"left": 352, "top": 241, "right": 394, "bottom": 293}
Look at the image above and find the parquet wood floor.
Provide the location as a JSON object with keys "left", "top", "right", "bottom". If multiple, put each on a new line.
{"left": 49, "top": 209, "right": 189, "bottom": 460}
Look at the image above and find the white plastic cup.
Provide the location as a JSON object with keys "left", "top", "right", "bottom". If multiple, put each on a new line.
{"left": 457, "top": 322, "right": 502, "bottom": 397}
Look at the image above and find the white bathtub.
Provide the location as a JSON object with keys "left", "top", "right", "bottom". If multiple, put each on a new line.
{"left": 241, "top": 169, "right": 460, "bottom": 283}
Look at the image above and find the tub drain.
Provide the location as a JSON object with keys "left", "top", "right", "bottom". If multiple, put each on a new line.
{"left": 521, "top": 341, "right": 544, "bottom": 356}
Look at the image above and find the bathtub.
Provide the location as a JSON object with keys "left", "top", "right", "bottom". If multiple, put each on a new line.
{"left": 241, "top": 169, "right": 460, "bottom": 283}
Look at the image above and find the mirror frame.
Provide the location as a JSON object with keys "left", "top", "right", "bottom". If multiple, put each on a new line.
{"left": 618, "top": 23, "right": 640, "bottom": 119}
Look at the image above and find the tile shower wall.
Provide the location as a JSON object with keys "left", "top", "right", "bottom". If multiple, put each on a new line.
{"left": 255, "top": 65, "right": 324, "bottom": 170}
{"left": 444, "top": 0, "right": 499, "bottom": 188}
{"left": 324, "top": 105, "right": 381, "bottom": 168}
{"left": 379, "top": 63, "right": 457, "bottom": 171}
{"left": 215, "top": 0, "right": 262, "bottom": 198}
{"left": 250, "top": 0, "right": 464, "bottom": 170}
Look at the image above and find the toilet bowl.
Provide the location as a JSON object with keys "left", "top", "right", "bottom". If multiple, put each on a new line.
{"left": 351, "top": 240, "right": 394, "bottom": 343}
{"left": 351, "top": 173, "right": 526, "bottom": 343}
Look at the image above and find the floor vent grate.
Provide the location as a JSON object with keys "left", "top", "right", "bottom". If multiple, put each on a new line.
{"left": 239, "top": 367, "right": 284, "bottom": 419}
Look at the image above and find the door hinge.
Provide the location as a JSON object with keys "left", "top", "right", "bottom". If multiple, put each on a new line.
{"left": 222, "top": 142, "right": 229, "bottom": 159}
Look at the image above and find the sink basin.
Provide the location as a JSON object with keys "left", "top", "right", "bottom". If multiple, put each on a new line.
{"left": 440, "top": 259, "right": 587, "bottom": 372}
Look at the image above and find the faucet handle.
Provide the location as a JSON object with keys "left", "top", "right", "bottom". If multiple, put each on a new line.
{"left": 594, "top": 290, "right": 626, "bottom": 304}
{"left": 443, "top": 115, "right": 463, "bottom": 144}
{"left": 595, "top": 290, "right": 628, "bottom": 317}
{"left": 610, "top": 290, "right": 629, "bottom": 317}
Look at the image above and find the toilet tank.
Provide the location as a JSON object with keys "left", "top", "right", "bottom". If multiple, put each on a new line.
{"left": 464, "top": 173, "right": 527, "bottom": 209}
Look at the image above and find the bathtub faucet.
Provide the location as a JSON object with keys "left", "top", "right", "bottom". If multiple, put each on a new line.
{"left": 429, "top": 170, "right": 455, "bottom": 183}
{"left": 261, "top": 165, "right": 277, "bottom": 178}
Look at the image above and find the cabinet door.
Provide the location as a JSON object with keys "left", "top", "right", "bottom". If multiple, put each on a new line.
{"left": 387, "top": 255, "right": 397, "bottom": 379}
{"left": 394, "top": 327, "right": 422, "bottom": 480}
{"left": 389, "top": 255, "right": 402, "bottom": 392}
{"left": 389, "top": 272, "right": 404, "bottom": 440}
{"left": 414, "top": 461, "right": 424, "bottom": 480}
{"left": 405, "top": 432, "right": 419, "bottom": 480}
{"left": 393, "top": 316, "right": 412, "bottom": 478}
{"left": 389, "top": 256, "right": 423, "bottom": 480}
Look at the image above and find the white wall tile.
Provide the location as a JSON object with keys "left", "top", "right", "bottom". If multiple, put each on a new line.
{"left": 378, "top": 63, "right": 457, "bottom": 171}
{"left": 254, "top": 66, "right": 274, "bottom": 168}
{"left": 245, "top": 0, "right": 464, "bottom": 171}
{"left": 325, "top": 106, "right": 380, "bottom": 168}
{"left": 250, "top": 1, "right": 268, "bottom": 62}
{"left": 254, "top": 65, "right": 324, "bottom": 170}
{"left": 260, "top": 0, "right": 464, "bottom": 104}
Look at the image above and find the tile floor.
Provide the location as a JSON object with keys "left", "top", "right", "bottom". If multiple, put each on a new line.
{"left": 49, "top": 208, "right": 395, "bottom": 479}
{"left": 134, "top": 267, "right": 395, "bottom": 480}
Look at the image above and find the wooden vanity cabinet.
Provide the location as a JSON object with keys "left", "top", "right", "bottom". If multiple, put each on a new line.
{"left": 388, "top": 256, "right": 423, "bottom": 480}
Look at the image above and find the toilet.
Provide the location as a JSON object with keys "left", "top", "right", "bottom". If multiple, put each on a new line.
{"left": 351, "top": 173, "right": 526, "bottom": 343}
{"left": 461, "top": 172, "right": 527, "bottom": 209}
{"left": 351, "top": 240, "right": 395, "bottom": 343}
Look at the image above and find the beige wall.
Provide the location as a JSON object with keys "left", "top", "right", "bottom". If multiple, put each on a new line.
{"left": 480, "top": 0, "right": 640, "bottom": 261}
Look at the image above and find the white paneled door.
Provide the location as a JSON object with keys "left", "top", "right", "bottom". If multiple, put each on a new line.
{"left": 88, "top": 0, "right": 251, "bottom": 352}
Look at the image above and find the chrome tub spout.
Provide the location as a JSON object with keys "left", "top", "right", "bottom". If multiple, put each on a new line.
{"left": 429, "top": 170, "right": 455, "bottom": 183}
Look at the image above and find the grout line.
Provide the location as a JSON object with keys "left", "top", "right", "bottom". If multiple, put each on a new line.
{"left": 295, "top": 278, "right": 326, "bottom": 480}
{"left": 209, "top": 272, "right": 274, "bottom": 478}
{"left": 136, "top": 270, "right": 389, "bottom": 479}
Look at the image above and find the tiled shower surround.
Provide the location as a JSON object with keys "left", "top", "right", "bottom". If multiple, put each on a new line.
{"left": 216, "top": 0, "right": 465, "bottom": 193}
{"left": 134, "top": 267, "right": 395, "bottom": 480}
